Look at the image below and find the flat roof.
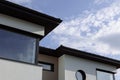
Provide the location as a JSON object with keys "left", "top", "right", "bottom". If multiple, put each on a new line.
{"left": 0, "top": 1, "right": 62, "bottom": 35}
{"left": 39, "top": 46, "right": 120, "bottom": 68}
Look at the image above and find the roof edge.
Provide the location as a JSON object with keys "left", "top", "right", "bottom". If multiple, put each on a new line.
{"left": 39, "top": 46, "right": 59, "bottom": 57}
{"left": 1, "top": 0, "right": 62, "bottom": 23}
{"left": 39, "top": 45, "right": 120, "bottom": 68}
{"left": 57, "top": 45, "right": 120, "bottom": 68}
{"left": 0, "top": 0, "right": 62, "bottom": 35}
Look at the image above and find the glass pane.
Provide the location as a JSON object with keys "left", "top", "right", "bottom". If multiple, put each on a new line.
{"left": 38, "top": 63, "right": 51, "bottom": 70}
{"left": 76, "top": 72, "right": 83, "bottom": 80}
{"left": 97, "top": 71, "right": 114, "bottom": 80}
{"left": 0, "top": 28, "right": 36, "bottom": 63}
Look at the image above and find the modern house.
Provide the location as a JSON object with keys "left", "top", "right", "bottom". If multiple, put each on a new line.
{"left": 0, "top": 0, "right": 61, "bottom": 80}
{"left": 39, "top": 46, "right": 120, "bottom": 80}
{"left": 0, "top": 1, "right": 120, "bottom": 80}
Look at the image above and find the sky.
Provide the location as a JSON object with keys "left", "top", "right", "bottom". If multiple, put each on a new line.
{"left": 7, "top": 0, "right": 120, "bottom": 79}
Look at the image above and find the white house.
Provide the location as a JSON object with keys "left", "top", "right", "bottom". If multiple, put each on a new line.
{"left": 0, "top": 1, "right": 61, "bottom": 80}
{"left": 39, "top": 46, "right": 120, "bottom": 80}
{"left": 0, "top": 1, "right": 120, "bottom": 80}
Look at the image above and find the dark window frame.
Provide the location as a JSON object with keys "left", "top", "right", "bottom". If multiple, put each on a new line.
{"left": 38, "top": 61, "right": 54, "bottom": 72}
{"left": 75, "top": 70, "right": 86, "bottom": 80}
{"left": 0, "top": 24, "right": 42, "bottom": 65}
{"left": 96, "top": 68, "right": 115, "bottom": 80}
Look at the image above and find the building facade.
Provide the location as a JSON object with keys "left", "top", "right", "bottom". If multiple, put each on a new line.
{"left": 0, "top": 1, "right": 120, "bottom": 80}
{"left": 0, "top": 1, "right": 61, "bottom": 80}
{"left": 39, "top": 46, "right": 120, "bottom": 80}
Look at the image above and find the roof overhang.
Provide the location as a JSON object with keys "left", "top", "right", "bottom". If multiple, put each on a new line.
{"left": 56, "top": 46, "right": 120, "bottom": 68}
{"left": 0, "top": 1, "right": 62, "bottom": 35}
{"left": 39, "top": 46, "right": 120, "bottom": 68}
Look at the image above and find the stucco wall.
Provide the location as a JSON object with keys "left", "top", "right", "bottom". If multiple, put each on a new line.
{"left": 38, "top": 54, "right": 58, "bottom": 80}
{"left": 0, "top": 59, "right": 42, "bottom": 80}
{"left": 0, "top": 14, "right": 44, "bottom": 36}
{"left": 59, "top": 54, "right": 117, "bottom": 80}
{"left": 58, "top": 55, "right": 65, "bottom": 80}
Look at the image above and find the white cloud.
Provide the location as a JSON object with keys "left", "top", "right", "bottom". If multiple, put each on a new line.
{"left": 94, "top": 0, "right": 113, "bottom": 4}
{"left": 115, "top": 69, "right": 120, "bottom": 80}
{"left": 97, "top": 33, "right": 120, "bottom": 50}
{"left": 7, "top": 0, "right": 32, "bottom": 4}
{"left": 53, "top": 0, "right": 120, "bottom": 56}
{"left": 52, "top": 2, "right": 120, "bottom": 79}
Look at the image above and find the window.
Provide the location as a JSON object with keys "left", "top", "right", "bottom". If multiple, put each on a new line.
{"left": 75, "top": 70, "right": 86, "bottom": 80}
{"left": 38, "top": 61, "right": 54, "bottom": 71}
{"left": 0, "top": 27, "right": 37, "bottom": 64}
{"left": 97, "top": 69, "right": 114, "bottom": 80}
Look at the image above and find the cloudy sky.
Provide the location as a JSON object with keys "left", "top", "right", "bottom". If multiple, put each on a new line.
{"left": 7, "top": 0, "right": 120, "bottom": 79}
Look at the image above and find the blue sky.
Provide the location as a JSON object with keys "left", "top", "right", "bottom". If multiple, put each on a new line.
{"left": 8, "top": 0, "right": 120, "bottom": 79}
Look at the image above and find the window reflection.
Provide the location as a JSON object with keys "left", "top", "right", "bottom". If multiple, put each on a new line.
{"left": 76, "top": 72, "right": 82, "bottom": 80}
{"left": 0, "top": 28, "right": 36, "bottom": 63}
{"left": 97, "top": 70, "right": 114, "bottom": 80}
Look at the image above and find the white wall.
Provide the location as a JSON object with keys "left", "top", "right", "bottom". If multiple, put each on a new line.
{"left": 0, "top": 14, "right": 44, "bottom": 36}
{"left": 59, "top": 54, "right": 117, "bottom": 80}
{"left": 0, "top": 59, "right": 43, "bottom": 80}
{"left": 58, "top": 55, "right": 65, "bottom": 80}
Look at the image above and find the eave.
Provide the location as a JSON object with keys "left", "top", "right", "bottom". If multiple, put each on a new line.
{"left": 39, "top": 46, "right": 120, "bottom": 68}
{"left": 0, "top": 1, "right": 62, "bottom": 35}
{"left": 56, "top": 46, "right": 120, "bottom": 68}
